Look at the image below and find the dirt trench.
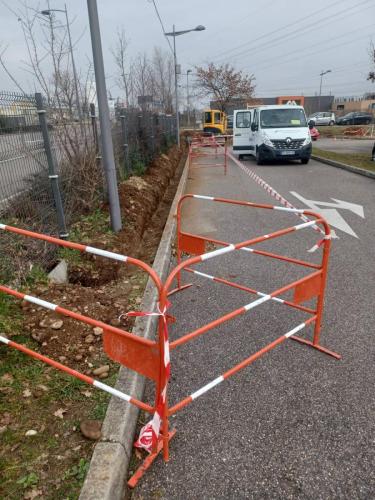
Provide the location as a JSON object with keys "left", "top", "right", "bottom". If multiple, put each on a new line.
{"left": 0, "top": 145, "right": 186, "bottom": 499}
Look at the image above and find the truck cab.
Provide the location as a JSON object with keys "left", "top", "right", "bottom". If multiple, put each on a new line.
{"left": 233, "top": 105, "right": 312, "bottom": 164}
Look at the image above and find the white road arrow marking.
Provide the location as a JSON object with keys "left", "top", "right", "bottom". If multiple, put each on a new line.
{"left": 290, "top": 192, "right": 365, "bottom": 238}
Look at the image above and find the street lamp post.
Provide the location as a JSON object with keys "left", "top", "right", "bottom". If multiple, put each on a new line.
{"left": 186, "top": 69, "right": 192, "bottom": 127}
{"left": 165, "top": 25, "right": 205, "bottom": 147}
{"left": 41, "top": 5, "right": 83, "bottom": 124}
{"left": 318, "top": 69, "right": 331, "bottom": 112}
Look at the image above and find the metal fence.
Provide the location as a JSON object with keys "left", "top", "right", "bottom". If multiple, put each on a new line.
{"left": 111, "top": 108, "right": 176, "bottom": 180}
{"left": 0, "top": 90, "right": 177, "bottom": 284}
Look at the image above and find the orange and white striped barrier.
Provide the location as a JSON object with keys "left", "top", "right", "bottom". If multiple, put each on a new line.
{"left": 0, "top": 195, "right": 341, "bottom": 487}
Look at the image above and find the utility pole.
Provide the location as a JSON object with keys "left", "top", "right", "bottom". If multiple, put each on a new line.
{"left": 165, "top": 24, "right": 205, "bottom": 148}
{"left": 86, "top": 0, "right": 122, "bottom": 231}
{"left": 318, "top": 69, "right": 331, "bottom": 112}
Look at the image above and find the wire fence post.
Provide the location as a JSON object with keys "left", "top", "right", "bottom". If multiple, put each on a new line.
{"left": 150, "top": 113, "right": 155, "bottom": 157}
{"left": 90, "top": 103, "right": 99, "bottom": 154}
{"left": 35, "top": 93, "right": 68, "bottom": 239}
{"left": 120, "top": 109, "right": 130, "bottom": 176}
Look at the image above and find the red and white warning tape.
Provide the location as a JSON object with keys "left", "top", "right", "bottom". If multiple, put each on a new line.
{"left": 225, "top": 152, "right": 331, "bottom": 252}
{"left": 126, "top": 303, "right": 172, "bottom": 453}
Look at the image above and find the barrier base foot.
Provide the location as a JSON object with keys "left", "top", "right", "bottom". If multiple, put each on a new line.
{"left": 290, "top": 336, "right": 341, "bottom": 360}
{"left": 127, "top": 429, "right": 177, "bottom": 489}
{"left": 167, "top": 283, "right": 193, "bottom": 297}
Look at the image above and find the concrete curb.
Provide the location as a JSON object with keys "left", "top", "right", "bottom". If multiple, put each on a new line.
{"left": 312, "top": 154, "right": 375, "bottom": 179}
{"left": 79, "top": 154, "right": 190, "bottom": 500}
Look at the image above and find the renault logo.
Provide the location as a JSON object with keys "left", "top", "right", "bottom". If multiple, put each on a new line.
{"left": 286, "top": 137, "right": 292, "bottom": 144}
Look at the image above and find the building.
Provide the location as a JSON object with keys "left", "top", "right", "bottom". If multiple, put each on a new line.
{"left": 332, "top": 93, "right": 375, "bottom": 116}
{"left": 211, "top": 95, "right": 334, "bottom": 116}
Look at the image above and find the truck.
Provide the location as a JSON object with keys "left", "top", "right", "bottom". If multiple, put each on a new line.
{"left": 233, "top": 104, "right": 313, "bottom": 164}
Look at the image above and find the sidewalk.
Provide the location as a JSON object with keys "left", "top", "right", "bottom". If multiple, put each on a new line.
{"left": 132, "top": 151, "right": 374, "bottom": 499}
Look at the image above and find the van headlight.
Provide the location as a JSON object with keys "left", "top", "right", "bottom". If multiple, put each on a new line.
{"left": 262, "top": 135, "right": 273, "bottom": 147}
{"left": 303, "top": 135, "right": 311, "bottom": 146}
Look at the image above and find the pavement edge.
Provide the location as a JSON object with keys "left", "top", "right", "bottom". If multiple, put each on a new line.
{"left": 79, "top": 152, "right": 189, "bottom": 500}
{"left": 312, "top": 154, "right": 375, "bottom": 179}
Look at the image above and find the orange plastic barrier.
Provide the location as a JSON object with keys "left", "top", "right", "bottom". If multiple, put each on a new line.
{"left": 0, "top": 196, "right": 341, "bottom": 487}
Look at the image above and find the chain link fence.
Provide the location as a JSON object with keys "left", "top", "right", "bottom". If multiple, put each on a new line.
{"left": 0, "top": 91, "right": 177, "bottom": 284}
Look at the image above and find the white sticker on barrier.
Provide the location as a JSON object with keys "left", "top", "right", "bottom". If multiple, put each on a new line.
{"left": 0, "top": 223, "right": 6, "bottom": 229}
{"left": 93, "top": 380, "right": 131, "bottom": 402}
{"left": 191, "top": 376, "right": 224, "bottom": 400}
{"left": 0, "top": 335, "right": 10, "bottom": 344}
{"left": 244, "top": 294, "right": 271, "bottom": 311}
{"left": 201, "top": 244, "right": 235, "bottom": 261}
{"left": 24, "top": 295, "right": 57, "bottom": 311}
{"left": 86, "top": 246, "right": 127, "bottom": 262}
{"left": 193, "top": 195, "right": 215, "bottom": 201}
{"left": 284, "top": 322, "right": 306, "bottom": 338}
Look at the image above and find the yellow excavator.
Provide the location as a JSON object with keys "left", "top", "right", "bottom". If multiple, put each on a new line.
{"left": 203, "top": 109, "right": 227, "bottom": 134}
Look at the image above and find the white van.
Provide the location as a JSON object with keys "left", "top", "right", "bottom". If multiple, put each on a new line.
{"left": 233, "top": 105, "right": 312, "bottom": 164}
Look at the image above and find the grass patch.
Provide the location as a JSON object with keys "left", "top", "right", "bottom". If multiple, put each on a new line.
{"left": 313, "top": 146, "right": 375, "bottom": 173}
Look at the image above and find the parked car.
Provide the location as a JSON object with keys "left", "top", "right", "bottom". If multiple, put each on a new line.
{"left": 309, "top": 126, "right": 320, "bottom": 141}
{"left": 336, "top": 112, "right": 373, "bottom": 125}
{"left": 308, "top": 112, "right": 336, "bottom": 126}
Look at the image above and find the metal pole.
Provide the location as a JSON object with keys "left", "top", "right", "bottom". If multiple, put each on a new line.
{"left": 64, "top": 4, "right": 83, "bottom": 128}
{"left": 86, "top": 0, "right": 122, "bottom": 231}
{"left": 35, "top": 92, "right": 68, "bottom": 238}
{"left": 318, "top": 72, "right": 323, "bottom": 112}
{"left": 173, "top": 26, "right": 180, "bottom": 147}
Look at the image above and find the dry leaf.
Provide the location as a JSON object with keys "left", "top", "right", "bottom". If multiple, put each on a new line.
{"left": 81, "top": 390, "right": 92, "bottom": 398}
{"left": 135, "top": 449, "right": 143, "bottom": 460}
{"left": 53, "top": 408, "right": 67, "bottom": 419}
{"left": 23, "top": 389, "right": 32, "bottom": 398}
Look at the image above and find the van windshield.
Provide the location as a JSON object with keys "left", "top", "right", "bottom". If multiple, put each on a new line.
{"left": 260, "top": 108, "right": 307, "bottom": 129}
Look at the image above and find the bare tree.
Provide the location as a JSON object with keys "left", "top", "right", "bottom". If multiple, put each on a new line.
{"left": 132, "top": 53, "right": 153, "bottom": 110}
{"left": 111, "top": 28, "right": 132, "bottom": 107}
{"left": 195, "top": 62, "right": 256, "bottom": 112}
{"left": 367, "top": 41, "right": 375, "bottom": 83}
{"left": 151, "top": 47, "right": 174, "bottom": 113}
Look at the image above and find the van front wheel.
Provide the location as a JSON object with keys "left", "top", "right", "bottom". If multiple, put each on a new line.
{"left": 256, "top": 150, "right": 264, "bottom": 165}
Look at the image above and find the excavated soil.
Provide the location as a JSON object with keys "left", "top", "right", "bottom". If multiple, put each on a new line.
{"left": 0, "top": 145, "right": 186, "bottom": 499}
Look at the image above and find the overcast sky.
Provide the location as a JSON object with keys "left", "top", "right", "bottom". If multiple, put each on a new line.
{"left": 1, "top": 0, "right": 374, "bottom": 102}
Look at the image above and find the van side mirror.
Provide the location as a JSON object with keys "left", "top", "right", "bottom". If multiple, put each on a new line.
{"left": 308, "top": 120, "right": 314, "bottom": 129}
{"left": 251, "top": 122, "right": 258, "bottom": 132}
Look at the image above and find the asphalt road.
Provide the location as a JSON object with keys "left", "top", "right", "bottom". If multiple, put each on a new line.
{"left": 317, "top": 137, "right": 374, "bottom": 155}
{"left": 132, "top": 151, "right": 375, "bottom": 499}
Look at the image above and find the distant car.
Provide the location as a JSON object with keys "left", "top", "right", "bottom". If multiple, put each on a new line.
{"left": 309, "top": 126, "right": 320, "bottom": 141}
{"left": 336, "top": 112, "right": 373, "bottom": 125}
{"left": 308, "top": 112, "right": 336, "bottom": 126}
